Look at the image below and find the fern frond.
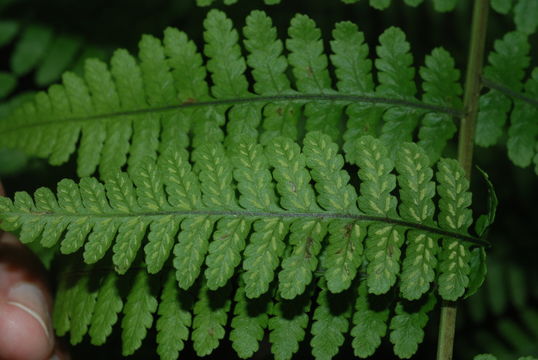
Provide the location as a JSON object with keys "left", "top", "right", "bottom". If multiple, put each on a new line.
{"left": 0, "top": 10, "right": 468, "bottom": 178}
{"left": 0, "top": 132, "right": 493, "bottom": 357}
{"left": 475, "top": 31, "right": 538, "bottom": 175}
{"left": 396, "top": 143, "right": 438, "bottom": 300}
{"left": 389, "top": 293, "right": 436, "bottom": 358}
{"left": 0, "top": 133, "right": 488, "bottom": 302}
{"left": 310, "top": 279, "right": 353, "bottom": 360}
{"left": 121, "top": 267, "right": 158, "bottom": 356}
{"left": 351, "top": 280, "right": 389, "bottom": 358}
{"left": 88, "top": 271, "right": 123, "bottom": 346}
{"left": 156, "top": 270, "right": 192, "bottom": 360}
{"left": 269, "top": 289, "right": 312, "bottom": 360}
{"left": 437, "top": 158, "right": 473, "bottom": 300}
{"left": 192, "top": 281, "right": 231, "bottom": 356}
{"left": 491, "top": 0, "right": 538, "bottom": 35}
{"left": 418, "top": 48, "right": 462, "bottom": 163}
{"left": 230, "top": 279, "right": 269, "bottom": 358}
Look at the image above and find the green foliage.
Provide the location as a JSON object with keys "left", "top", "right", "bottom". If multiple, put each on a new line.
{"left": 389, "top": 294, "right": 437, "bottom": 358}
{"left": 4, "top": 2, "right": 537, "bottom": 359}
{"left": 0, "top": 10, "right": 474, "bottom": 178}
{"left": 476, "top": 31, "right": 538, "bottom": 175}
{"left": 0, "top": 132, "right": 490, "bottom": 358}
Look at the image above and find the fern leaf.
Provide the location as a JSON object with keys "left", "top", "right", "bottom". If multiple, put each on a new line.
{"left": 49, "top": 179, "right": 82, "bottom": 247}
{"left": 166, "top": 145, "right": 214, "bottom": 289}
{"left": 0, "top": 133, "right": 487, "bottom": 305}
{"left": 303, "top": 132, "right": 363, "bottom": 293}
{"left": 230, "top": 280, "right": 270, "bottom": 358}
{"left": 162, "top": 27, "right": 209, "bottom": 148}
{"left": 61, "top": 178, "right": 106, "bottom": 254}
{"left": 269, "top": 291, "right": 312, "bottom": 360}
{"left": 82, "top": 59, "right": 120, "bottom": 177}
{"left": 192, "top": 281, "right": 231, "bottom": 356}
{"left": 195, "top": 143, "right": 237, "bottom": 209}
{"left": 243, "top": 11, "right": 298, "bottom": 144}
{"left": 389, "top": 293, "right": 436, "bottom": 358}
{"left": 146, "top": 216, "right": 181, "bottom": 274}
{"left": 204, "top": 10, "right": 259, "bottom": 145}
{"left": 323, "top": 220, "right": 365, "bottom": 293}
{"left": 437, "top": 158, "right": 473, "bottom": 300}
{"left": 174, "top": 216, "right": 214, "bottom": 289}
{"left": 418, "top": 47, "right": 461, "bottom": 163}
{"left": 514, "top": 0, "right": 538, "bottom": 34}
{"left": 278, "top": 219, "right": 327, "bottom": 299}
{"left": 67, "top": 264, "right": 99, "bottom": 345}
{"left": 351, "top": 280, "right": 389, "bottom": 358}
{"left": 377, "top": 27, "right": 420, "bottom": 151}
{"left": 62, "top": 221, "right": 92, "bottom": 257}
{"left": 0, "top": 11, "right": 469, "bottom": 176}
{"left": 89, "top": 271, "right": 123, "bottom": 346}
{"left": 129, "top": 157, "right": 176, "bottom": 273}
{"left": 16, "top": 189, "right": 49, "bottom": 244}
{"left": 158, "top": 146, "right": 202, "bottom": 210}
{"left": 205, "top": 217, "right": 250, "bottom": 289}
{"left": 507, "top": 68, "right": 538, "bottom": 169}
{"left": 52, "top": 262, "right": 73, "bottom": 337}
{"left": 156, "top": 269, "right": 192, "bottom": 360}
{"left": 138, "top": 34, "right": 172, "bottom": 158}
{"left": 267, "top": 137, "right": 324, "bottom": 299}
{"left": 287, "top": 14, "right": 342, "bottom": 141}
{"left": 106, "top": 49, "right": 141, "bottom": 176}
{"left": 112, "top": 217, "right": 150, "bottom": 275}
{"left": 82, "top": 176, "right": 127, "bottom": 263}
{"left": 199, "top": 143, "right": 250, "bottom": 289}
{"left": 266, "top": 137, "right": 319, "bottom": 212}
{"left": 242, "top": 218, "right": 288, "bottom": 298}
{"left": 396, "top": 143, "right": 438, "bottom": 300}
{"left": 303, "top": 132, "right": 357, "bottom": 212}
{"left": 47, "top": 84, "right": 80, "bottom": 166}
{"left": 330, "top": 21, "right": 379, "bottom": 152}
{"left": 476, "top": 31, "right": 530, "bottom": 147}
{"left": 352, "top": 136, "right": 403, "bottom": 294}
{"left": 121, "top": 268, "right": 158, "bottom": 356}
{"left": 310, "top": 279, "right": 352, "bottom": 360}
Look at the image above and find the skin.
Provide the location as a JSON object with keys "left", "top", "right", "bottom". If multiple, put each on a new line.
{"left": 0, "top": 182, "right": 69, "bottom": 360}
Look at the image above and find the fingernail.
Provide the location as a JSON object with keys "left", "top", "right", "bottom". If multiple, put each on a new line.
{"left": 7, "top": 283, "right": 52, "bottom": 341}
{"left": 49, "top": 354, "right": 59, "bottom": 360}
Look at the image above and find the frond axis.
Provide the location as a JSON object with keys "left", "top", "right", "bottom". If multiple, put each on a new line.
{"left": 0, "top": 93, "right": 464, "bottom": 136}
{"left": 9, "top": 208, "right": 489, "bottom": 247}
{"left": 482, "top": 77, "right": 538, "bottom": 108}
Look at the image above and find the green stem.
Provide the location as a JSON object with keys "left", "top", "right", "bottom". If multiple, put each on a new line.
{"left": 437, "top": 1, "right": 489, "bottom": 360}
{"left": 457, "top": 0, "right": 490, "bottom": 176}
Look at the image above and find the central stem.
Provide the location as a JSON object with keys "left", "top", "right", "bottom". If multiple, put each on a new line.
{"left": 437, "top": 0, "right": 490, "bottom": 359}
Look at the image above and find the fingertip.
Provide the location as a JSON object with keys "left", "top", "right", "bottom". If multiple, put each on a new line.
{"left": 0, "top": 301, "right": 54, "bottom": 360}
